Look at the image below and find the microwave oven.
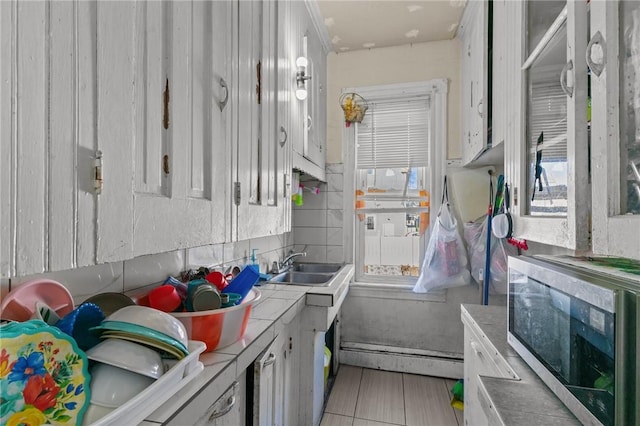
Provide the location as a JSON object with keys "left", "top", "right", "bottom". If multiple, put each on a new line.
{"left": 507, "top": 255, "right": 639, "bottom": 426}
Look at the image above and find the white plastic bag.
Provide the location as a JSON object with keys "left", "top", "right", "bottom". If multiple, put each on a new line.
{"left": 464, "top": 216, "right": 517, "bottom": 294}
{"left": 413, "top": 202, "right": 471, "bottom": 293}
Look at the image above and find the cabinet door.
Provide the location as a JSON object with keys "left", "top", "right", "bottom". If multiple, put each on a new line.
{"left": 0, "top": 0, "right": 9, "bottom": 277}
{"left": 254, "top": 335, "right": 285, "bottom": 426}
{"left": 127, "top": 0, "right": 229, "bottom": 258}
{"left": 290, "top": 2, "right": 326, "bottom": 181}
{"left": 303, "top": 30, "right": 326, "bottom": 170}
{"left": 277, "top": 0, "right": 294, "bottom": 233}
{"left": 235, "top": 0, "right": 283, "bottom": 241}
{"left": 0, "top": 1, "right": 101, "bottom": 276}
{"left": 589, "top": 0, "right": 640, "bottom": 260}
{"left": 209, "top": 374, "right": 247, "bottom": 426}
{"left": 460, "top": 0, "right": 489, "bottom": 166}
{"left": 507, "top": 0, "right": 590, "bottom": 250}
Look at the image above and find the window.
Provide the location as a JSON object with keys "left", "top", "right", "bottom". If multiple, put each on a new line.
{"left": 345, "top": 80, "right": 448, "bottom": 286}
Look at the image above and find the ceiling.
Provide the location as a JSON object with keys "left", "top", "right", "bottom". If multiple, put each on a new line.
{"left": 315, "top": 0, "right": 467, "bottom": 53}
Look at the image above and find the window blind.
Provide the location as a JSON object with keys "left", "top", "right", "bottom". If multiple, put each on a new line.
{"left": 356, "top": 97, "right": 430, "bottom": 169}
{"left": 528, "top": 81, "right": 567, "bottom": 162}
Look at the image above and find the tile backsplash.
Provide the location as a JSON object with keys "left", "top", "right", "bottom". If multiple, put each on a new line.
{"left": 293, "top": 163, "right": 346, "bottom": 264}
{"left": 6, "top": 234, "right": 293, "bottom": 305}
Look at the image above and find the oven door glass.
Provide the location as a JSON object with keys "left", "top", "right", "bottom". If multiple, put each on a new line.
{"left": 509, "top": 274, "right": 616, "bottom": 425}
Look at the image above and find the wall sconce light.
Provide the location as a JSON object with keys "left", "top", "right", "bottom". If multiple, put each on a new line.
{"left": 295, "top": 56, "right": 311, "bottom": 100}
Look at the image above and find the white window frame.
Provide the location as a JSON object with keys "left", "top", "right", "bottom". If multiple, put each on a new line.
{"left": 343, "top": 79, "right": 448, "bottom": 289}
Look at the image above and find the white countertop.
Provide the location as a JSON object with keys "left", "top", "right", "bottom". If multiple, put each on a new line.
{"left": 143, "top": 266, "right": 353, "bottom": 425}
{"left": 461, "top": 304, "right": 581, "bottom": 426}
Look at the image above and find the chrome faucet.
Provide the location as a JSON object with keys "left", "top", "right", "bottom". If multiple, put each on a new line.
{"left": 271, "top": 252, "right": 306, "bottom": 274}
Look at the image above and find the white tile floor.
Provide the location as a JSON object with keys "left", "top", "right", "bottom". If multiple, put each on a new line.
{"left": 321, "top": 365, "right": 463, "bottom": 426}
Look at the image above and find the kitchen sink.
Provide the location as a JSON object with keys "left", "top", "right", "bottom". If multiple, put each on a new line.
{"left": 268, "top": 271, "right": 334, "bottom": 286}
{"left": 291, "top": 263, "right": 343, "bottom": 273}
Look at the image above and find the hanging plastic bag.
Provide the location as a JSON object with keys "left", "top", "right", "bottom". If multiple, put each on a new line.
{"left": 413, "top": 177, "right": 470, "bottom": 293}
{"left": 464, "top": 216, "right": 517, "bottom": 295}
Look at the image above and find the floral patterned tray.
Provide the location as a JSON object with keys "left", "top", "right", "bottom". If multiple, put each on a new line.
{"left": 1, "top": 320, "right": 91, "bottom": 426}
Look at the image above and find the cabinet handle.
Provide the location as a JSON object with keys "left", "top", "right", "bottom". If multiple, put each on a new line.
{"left": 263, "top": 352, "right": 276, "bottom": 368}
{"left": 306, "top": 115, "right": 313, "bottom": 131}
{"left": 477, "top": 100, "right": 483, "bottom": 118}
{"left": 560, "top": 59, "right": 574, "bottom": 97}
{"left": 206, "top": 381, "right": 238, "bottom": 422}
{"left": 586, "top": 30, "right": 606, "bottom": 77}
{"left": 208, "top": 396, "right": 236, "bottom": 421}
{"left": 279, "top": 125, "right": 288, "bottom": 147}
{"left": 218, "top": 78, "right": 229, "bottom": 111}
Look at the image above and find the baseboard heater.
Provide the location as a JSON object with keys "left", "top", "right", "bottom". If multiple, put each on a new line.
{"left": 339, "top": 342, "right": 464, "bottom": 379}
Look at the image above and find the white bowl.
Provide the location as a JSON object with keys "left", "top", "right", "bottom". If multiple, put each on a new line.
{"left": 81, "top": 403, "right": 114, "bottom": 426}
{"left": 86, "top": 338, "right": 164, "bottom": 379}
{"left": 105, "top": 305, "right": 188, "bottom": 347}
{"left": 89, "top": 363, "right": 155, "bottom": 408}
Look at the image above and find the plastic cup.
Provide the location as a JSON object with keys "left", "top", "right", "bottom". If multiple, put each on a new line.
{"left": 205, "top": 271, "right": 232, "bottom": 292}
{"left": 148, "top": 285, "right": 182, "bottom": 313}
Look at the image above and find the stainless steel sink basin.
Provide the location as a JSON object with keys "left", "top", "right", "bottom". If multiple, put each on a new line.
{"left": 291, "top": 263, "right": 343, "bottom": 273}
{"left": 269, "top": 271, "right": 334, "bottom": 286}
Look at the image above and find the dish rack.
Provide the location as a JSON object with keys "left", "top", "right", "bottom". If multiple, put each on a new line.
{"left": 89, "top": 340, "right": 206, "bottom": 426}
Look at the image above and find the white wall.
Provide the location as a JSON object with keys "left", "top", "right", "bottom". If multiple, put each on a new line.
{"left": 326, "top": 39, "right": 461, "bottom": 163}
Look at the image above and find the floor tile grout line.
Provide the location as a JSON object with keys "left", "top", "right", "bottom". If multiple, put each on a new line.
{"left": 402, "top": 372, "right": 407, "bottom": 426}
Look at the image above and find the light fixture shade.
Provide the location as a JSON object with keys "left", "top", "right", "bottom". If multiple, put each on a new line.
{"left": 295, "top": 88, "right": 308, "bottom": 100}
{"left": 296, "top": 56, "right": 308, "bottom": 68}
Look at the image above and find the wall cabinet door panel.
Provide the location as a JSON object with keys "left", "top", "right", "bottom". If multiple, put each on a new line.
{"left": 0, "top": 1, "right": 10, "bottom": 277}
{"left": 290, "top": 1, "right": 327, "bottom": 181}
{"left": 505, "top": 0, "right": 590, "bottom": 251}
{"left": 235, "top": 0, "right": 283, "bottom": 241}
{"left": 1, "top": 0, "right": 101, "bottom": 276}
{"left": 459, "top": 0, "right": 489, "bottom": 166}
{"left": 96, "top": 1, "right": 136, "bottom": 264}
{"left": 589, "top": 0, "right": 640, "bottom": 260}
{"left": 278, "top": 0, "right": 294, "bottom": 234}
{"left": 130, "top": 0, "right": 229, "bottom": 257}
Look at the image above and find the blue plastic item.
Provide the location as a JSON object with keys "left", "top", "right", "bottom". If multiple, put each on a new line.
{"left": 221, "top": 266, "right": 260, "bottom": 302}
{"left": 55, "top": 302, "right": 105, "bottom": 351}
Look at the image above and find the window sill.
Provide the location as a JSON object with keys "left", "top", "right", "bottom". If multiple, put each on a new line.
{"left": 349, "top": 282, "right": 446, "bottom": 302}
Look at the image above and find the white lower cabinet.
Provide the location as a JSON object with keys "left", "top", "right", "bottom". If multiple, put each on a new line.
{"left": 252, "top": 323, "right": 300, "bottom": 426}
{"left": 462, "top": 314, "right": 517, "bottom": 426}
{"left": 164, "top": 371, "right": 247, "bottom": 426}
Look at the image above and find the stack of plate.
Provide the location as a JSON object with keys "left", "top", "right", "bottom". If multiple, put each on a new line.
{"left": 90, "top": 305, "right": 189, "bottom": 359}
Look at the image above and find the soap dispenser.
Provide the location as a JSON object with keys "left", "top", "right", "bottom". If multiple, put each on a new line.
{"left": 248, "top": 249, "right": 259, "bottom": 273}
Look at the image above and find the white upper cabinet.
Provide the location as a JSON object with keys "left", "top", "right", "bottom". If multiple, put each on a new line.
{"left": 235, "top": 0, "right": 285, "bottom": 241}
{"left": 0, "top": 1, "right": 99, "bottom": 277}
{"left": 304, "top": 29, "right": 328, "bottom": 172}
{"left": 290, "top": 0, "right": 327, "bottom": 182}
{"left": 458, "top": 0, "right": 490, "bottom": 166}
{"left": 99, "top": 0, "right": 231, "bottom": 262}
{"left": 506, "top": 0, "right": 590, "bottom": 250}
{"left": 277, "top": 0, "right": 295, "bottom": 234}
{"left": 589, "top": 0, "right": 640, "bottom": 260}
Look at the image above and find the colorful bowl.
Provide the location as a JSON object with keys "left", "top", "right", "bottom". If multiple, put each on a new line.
{"left": 169, "top": 289, "right": 261, "bottom": 352}
{"left": 0, "top": 320, "right": 91, "bottom": 425}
